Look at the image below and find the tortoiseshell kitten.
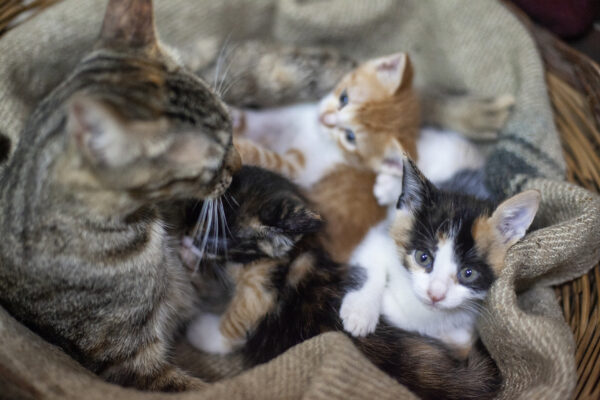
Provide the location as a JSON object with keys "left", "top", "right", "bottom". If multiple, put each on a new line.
{"left": 184, "top": 166, "right": 501, "bottom": 400}
{"left": 0, "top": 0, "right": 241, "bottom": 392}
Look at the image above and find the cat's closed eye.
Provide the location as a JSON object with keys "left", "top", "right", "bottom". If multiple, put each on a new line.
{"left": 414, "top": 249, "right": 433, "bottom": 272}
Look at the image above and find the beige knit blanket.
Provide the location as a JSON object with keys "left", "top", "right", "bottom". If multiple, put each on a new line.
{"left": 1, "top": 1, "right": 600, "bottom": 399}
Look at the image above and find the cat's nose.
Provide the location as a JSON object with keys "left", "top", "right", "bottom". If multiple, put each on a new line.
{"left": 319, "top": 111, "right": 337, "bottom": 128}
{"left": 427, "top": 291, "right": 446, "bottom": 303}
{"left": 427, "top": 283, "right": 447, "bottom": 303}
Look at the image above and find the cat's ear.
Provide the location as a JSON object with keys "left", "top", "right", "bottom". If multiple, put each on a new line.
{"left": 278, "top": 207, "right": 323, "bottom": 234}
{"left": 396, "top": 156, "right": 434, "bottom": 212}
{"left": 488, "top": 190, "right": 540, "bottom": 247}
{"left": 262, "top": 196, "right": 323, "bottom": 234}
{"left": 372, "top": 53, "right": 413, "bottom": 95}
{"left": 99, "top": 0, "right": 157, "bottom": 50}
{"left": 381, "top": 138, "right": 406, "bottom": 176}
{"left": 67, "top": 95, "right": 141, "bottom": 168}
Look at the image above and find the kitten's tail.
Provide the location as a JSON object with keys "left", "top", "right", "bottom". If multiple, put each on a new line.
{"left": 234, "top": 137, "right": 304, "bottom": 180}
{"left": 352, "top": 323, "right": 501, "bottom": 400}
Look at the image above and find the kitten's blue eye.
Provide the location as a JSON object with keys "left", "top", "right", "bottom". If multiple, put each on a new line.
{"left": 345, "top": 129, "right": 356, "bottom": 143}
{"left": 459, "top": 267, "right": 479, "bottom": 283}
{"left": 414, "top": 250, "right": 433, "bottom": 272}
{"left": 339, "top": 90, "right": 349, "bottom": 108}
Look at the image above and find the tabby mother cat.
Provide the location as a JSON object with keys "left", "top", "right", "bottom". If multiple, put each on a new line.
{"left": 0, "top": 0, "right": 241, "bottom": 392}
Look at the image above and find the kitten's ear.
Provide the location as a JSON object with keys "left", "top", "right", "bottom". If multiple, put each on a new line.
{"left": 381, "top": 138, "right": 406, "bottom": 176}
{"left": 372, "top": 53, "right": 413, "bottom": 95}
{"left": 67, "top": 96, "right": 141, "bottom": 168}
{"left": 279, "top": 207, "right": 323, "bottom": 234}
{"left": 99, "top": 0, "right": 157, "bottom": 50}
{"left": 396, "top": 157, "right": 433, "bottom": 212}
{"left": 489, "top": 190, "right": 541, "bottom": 247}
{"left": 262, "top": 197, "right": 323, "bottom": 234}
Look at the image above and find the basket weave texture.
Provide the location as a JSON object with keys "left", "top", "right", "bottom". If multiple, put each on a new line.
{"left": 0, "top": 1, "right": 599, "bottom": 399}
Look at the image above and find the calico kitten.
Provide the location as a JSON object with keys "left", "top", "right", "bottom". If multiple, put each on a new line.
{"left": 341, "top": 157, "right": 540, "bottom": 355}
{"left": 0, "top": 0, "right": 240, "bottom": 391}
{"left": 185, "top": 166, "right": 501, "bottom": 400}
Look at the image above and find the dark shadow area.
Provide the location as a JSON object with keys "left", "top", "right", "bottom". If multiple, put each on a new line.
{"left": 0, "top": 134, "right": 10, "bottom": 164}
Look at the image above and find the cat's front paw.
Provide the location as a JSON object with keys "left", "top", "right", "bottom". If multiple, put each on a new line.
{"left": 340, "top": 291, "right": 381, "bottom": 337}
{"left": 374, "top": 172, "right": 403, "bottom": 206}
{"left": 186, "top": 313, "right": 234, "bottom": 355}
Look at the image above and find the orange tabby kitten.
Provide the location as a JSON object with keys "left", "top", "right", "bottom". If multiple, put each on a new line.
{"left": 232, "top": 53, "right": 420, "bottom": 261}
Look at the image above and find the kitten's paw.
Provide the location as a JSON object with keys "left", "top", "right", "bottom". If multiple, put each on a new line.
{"left": 340, "top": 291, "right": 381, "bottom": 337}
{"left": 186, "top": 313, "right": 234, "bottom": 355}
{"left": 458, "top": 94, "right": 515, "bottom": 140}
{"left": 374, "top": 173, "right": 403, "bottom": 206}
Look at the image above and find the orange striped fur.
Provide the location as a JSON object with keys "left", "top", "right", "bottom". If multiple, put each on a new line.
{"left": 234, "top": 137, "right": 304, "bottom": 180}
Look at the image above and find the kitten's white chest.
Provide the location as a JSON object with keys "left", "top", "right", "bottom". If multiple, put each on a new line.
{"left": 242, "top": 103, "right": 344, "bottom": 188}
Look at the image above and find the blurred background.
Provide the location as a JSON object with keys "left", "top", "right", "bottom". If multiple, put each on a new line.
{"left": 511, "top": 0, "right": 599, "bottom": 62}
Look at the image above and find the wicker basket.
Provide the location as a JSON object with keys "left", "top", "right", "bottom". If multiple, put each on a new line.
{"left": 1, "top": 1, "right": 599, "bottom": 399}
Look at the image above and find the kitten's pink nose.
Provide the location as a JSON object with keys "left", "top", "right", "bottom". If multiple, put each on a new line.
{"left": 427, "top": 282, "right": 447, "bottom": 303}
{"left": 427, "top": 281, "right": 447, "bottom": 304}
{"left": 428, "top": 291, "right": 446, "bottom": 303}
{"left": 319, "top": 111, "right": 337, "bottom": 128}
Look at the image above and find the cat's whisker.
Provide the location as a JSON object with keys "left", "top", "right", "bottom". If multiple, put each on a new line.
{"left": 220, "top": 74, "right": 248, "bottom": 99}
{"left": 217, "top": 43, "right": 239, "bottom": 96}
{"left": 192, "top": 200, "right": 210, "bottom": 241}
{"left": 218, "top": 198, "right": 229, "bottom": 261}
{"left": 213, "top": 198, "right": 220, "bottom": 256}
{"left": 228, "top": 194, "right": 240, "bottom": 207}
{"left": 194, "top": 199, "right": 215, "bottom": 270}
{"left": 213, "top": 33, "right": 232, "bottom": 95}
{"left": 223, "top": 193, "right": 233, "bottom": 208}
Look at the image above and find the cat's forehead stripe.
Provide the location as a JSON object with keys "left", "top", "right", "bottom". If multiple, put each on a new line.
{"left": 432, "top": 238, "right": 458, "bottom": 283}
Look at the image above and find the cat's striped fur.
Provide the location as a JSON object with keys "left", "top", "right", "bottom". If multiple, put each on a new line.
{"left": 0, "top": 0, "right": 240, "bottom": 391}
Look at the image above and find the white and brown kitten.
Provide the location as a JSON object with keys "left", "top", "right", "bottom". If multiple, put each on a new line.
{"left": 341, "top": 157, "right": 540, "bottom": 355}
{"left": 233, "top": 52, "right": 419, "bottom": 188}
